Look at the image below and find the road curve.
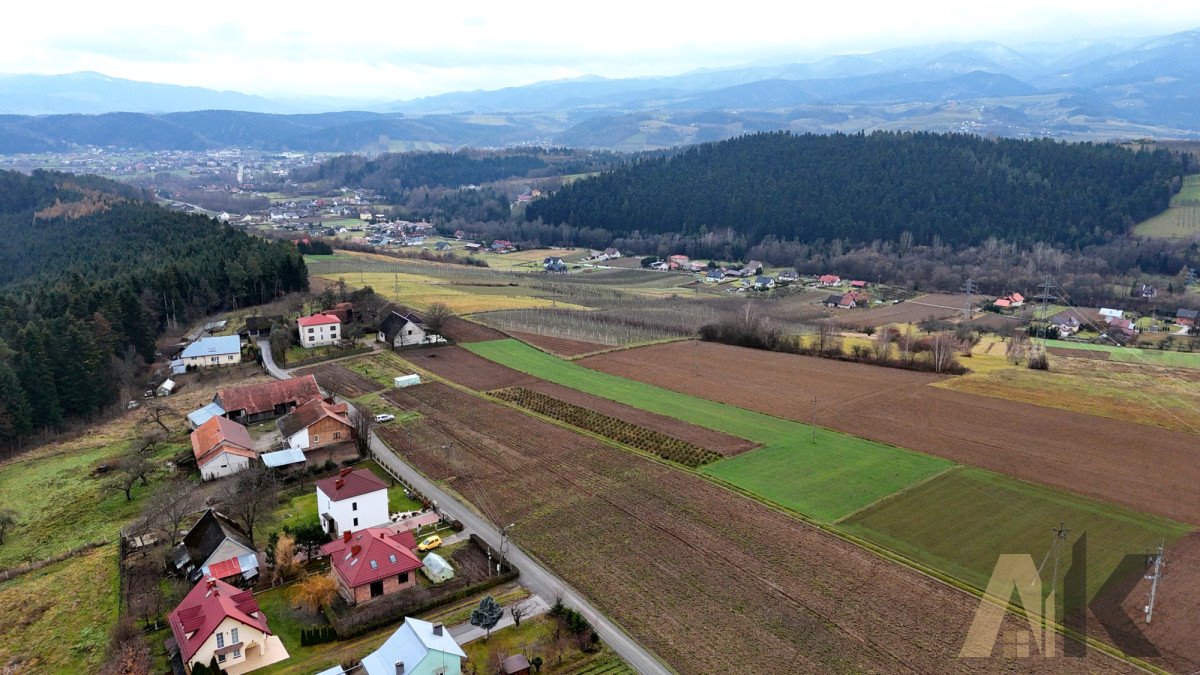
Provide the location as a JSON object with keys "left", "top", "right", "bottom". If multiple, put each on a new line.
{"left": 256, "top": 337, "right": 673, "bottom": 674}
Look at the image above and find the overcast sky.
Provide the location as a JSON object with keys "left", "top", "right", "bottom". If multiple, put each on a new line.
{"left": 4, "top": 1, "right": 1200, "bottom": 100}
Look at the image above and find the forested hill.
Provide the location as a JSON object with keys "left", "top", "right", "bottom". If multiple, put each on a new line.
{"left": 291, "top": 151, "right": 549, "bottom": 197}
{"left": 0, "top": 170, "right": 308, "bottom": 444}
{"left": 526, "top": 132, "right": 1188, "bottom": 248}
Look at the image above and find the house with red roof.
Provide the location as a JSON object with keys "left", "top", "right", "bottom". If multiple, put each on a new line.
{"left": 298, "top": 312, "right": 342, "bottom": 348}
{"left": 167, "top": 577, "right": 288, "bottom": 674}
{"left": 321, "top": 527, "right": 423, "bottom": 604}
{"left": 818, "top": 274, "right": 841, "bottom": 286}
{"left": 191, "top": 416, "right": 256, "bottom": 481}
{"left": 276, "top": 398, "right": 355, "bottom": 453}
{"left": 317, "top": 468, "right": 390, "bottom": 535}
{"left": 994, "top": 292, "right": 1026, "bottom": 309}
{"left": 215, "top": 374, "right": 322, "bottom": 424}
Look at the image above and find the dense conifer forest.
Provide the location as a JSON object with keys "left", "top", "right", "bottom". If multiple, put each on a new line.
{"left": 526, "top": 131, "right": 1189, "bottom": 248}
{"left": 0, "top": 170, "right": 308, "bottom": 442}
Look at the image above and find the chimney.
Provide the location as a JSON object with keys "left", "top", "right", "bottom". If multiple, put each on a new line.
{"left": 351, "top": 544, "right": 361, "bottom": 556}
{"left": 339, "top": 467, "right": 352, "bottom": 478}
{"left": 343, "top": 530, "right": 352, "bottom": 544}
{"left": 394, "top": 662, "right": 405, "bottom": 675}
{"left": 334, "top": 478, "right": 345, "bottom": 490}
{"left": 432, "top": 623, "right": 443, "bottom": 636}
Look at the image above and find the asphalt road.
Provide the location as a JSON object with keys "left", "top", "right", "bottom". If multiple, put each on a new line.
{"left": 257, "top": 338, "right": 672, "bottom": 674}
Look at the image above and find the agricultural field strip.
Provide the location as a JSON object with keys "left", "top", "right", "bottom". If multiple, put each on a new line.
{"left": 490, "top": 387, "right": 722, "bottom": 467}
{"left": 382, "top": 382, "right": 1136, "bottom": 673}
{"left": 366, "top": 349, "right": 1178, "bottom": 668}
{"left": 464, "top": 339, "right": 952, "bottom": 522}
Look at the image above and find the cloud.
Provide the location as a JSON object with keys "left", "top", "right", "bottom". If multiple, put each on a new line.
{"left": 1, "top": 0, "right": 1198, "bottom": 99}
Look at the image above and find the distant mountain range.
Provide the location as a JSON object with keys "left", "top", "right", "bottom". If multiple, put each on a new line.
{"left": 2, "top": 28, "right": 1199, "bottom": 152}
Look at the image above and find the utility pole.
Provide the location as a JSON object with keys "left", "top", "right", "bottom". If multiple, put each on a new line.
{"left": 811, "top": 396, "right": 818, "bottom": 444}
{"left": 499, "top": 522, "right": 516, "bottom": 574}
{"left": 1144, "top": 542, "right": 1165, "bottom": 623}
{"left": 1036, "top": 521, "right": 1071, "bottom": 596}
{"left": 961, "top": 278, "right": 977, "bottom": 320}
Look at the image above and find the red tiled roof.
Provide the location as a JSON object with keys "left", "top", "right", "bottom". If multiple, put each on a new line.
{"left": 216, "top": 375, "right": 322, "bottom": 416}
{"left": 277, "top": 398, "right": 354, "bottom": 439}
{"left": 191, "top": 417, "right": 255, "bottom": 467}
{"left": 1010, "top": 292, "right": 1025, "bottom": 303}
{"left": 168, "top": 578, "right": 271, "bottom": 663}
{"left": 298, "top": 312, "right": 341, "bottom": 327}
{"left": 317, "top": 468, "right": 388, "bottom": 502}
{"left": 321, "top": 527, "right": 422, "bottom": 588}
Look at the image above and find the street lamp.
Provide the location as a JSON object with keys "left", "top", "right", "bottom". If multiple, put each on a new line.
{"left": 499, "top": 523, "right": 516, "bottom": 573}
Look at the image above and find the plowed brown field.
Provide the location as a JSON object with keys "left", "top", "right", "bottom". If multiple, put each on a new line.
{"left": 381, "top": 382, "right": 1131, "bottom": 673}
{"left": 443, "top": 316, "right": 508, "bottom": 343}
{"left": 292, "top": 363, "right": 384, "bottom": 398}
{"left": 836, "top": 293, "right": 967, "bottom": 327}
{"left": 580, "top": 341, "right": 1200, "bottom": 525}
{"left": 406, "top": 346, "right": 539, "bottom": 391}
{"left": 503, "top": 330, "right": 607, "bottom": 357}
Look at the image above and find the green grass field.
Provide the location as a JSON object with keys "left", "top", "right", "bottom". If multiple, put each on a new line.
{"left": 1134, "top": 174, "right": 1200, "bottom": 237}
{"left": 840, "top": 467, "right": 1191, "bottom": 601}
{"left": 1041, "top": 338, "right": 1200, "bottom": 369}
{"left": 0, "top": 547, "right": 119, "bottom": 672}
{"left": 464, "top": 339, "right": 952, "bottom": 521}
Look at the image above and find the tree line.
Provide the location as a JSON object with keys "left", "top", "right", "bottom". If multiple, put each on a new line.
{"left": 290, "top": 150, "right": 549, "bottom": 198}
{"left": 0, "top": 170, "right": 309, "bottom": 445}
{"left": 526, "top": 130, "right": 1187, "bottom": 248}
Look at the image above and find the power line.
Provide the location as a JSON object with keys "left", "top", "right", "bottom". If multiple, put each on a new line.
{"left": 961, "top": 277, "right": 977, "bottom": 320}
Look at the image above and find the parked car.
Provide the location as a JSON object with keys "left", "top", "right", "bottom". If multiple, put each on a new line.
{"left": 375, "top": 413, "right": 395, "bottom": 423}
{"left": 417, "top": 535, "right": 442, "bottom": 552}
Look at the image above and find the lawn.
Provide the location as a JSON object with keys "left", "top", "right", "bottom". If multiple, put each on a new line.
{"left": 464, "top": 339, "right": 952, "bottom": 522}
{"left": 321, "top": 271, "right": 590, "bottom": 314}
{"left": 462, "top": 615, "right": 634, "bottom": 675}
{"left": 0, "top": 434, "right": 187, "bottom": 568}
{"left": 839, "top": 467, "right": 1192, "bottom": 602}
{"left": 264, "top": 459, "right": 423, "bottom": 538}
{"left": 0, "top": 546, "right": 120, "bottom": 672}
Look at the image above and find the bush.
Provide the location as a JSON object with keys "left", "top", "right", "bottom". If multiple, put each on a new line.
{"left": 1028, "top": 351, "right": 1050, "bottom": 370}
{"left": 299, "top": 626, "right": 338, "bottom": 646}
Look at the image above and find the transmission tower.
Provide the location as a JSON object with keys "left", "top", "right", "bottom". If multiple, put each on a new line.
{"left": 1035, "top": 275, "right": 1058, "bottom": 343}
{"left": 961, "top": 278, "right": 977, "bottom": 320}
{"left": 1144, "top": 542, "right": 1166, "bottom": 623}
{"left": 1036, "top": 521, "right": 1071, "bottom": 597}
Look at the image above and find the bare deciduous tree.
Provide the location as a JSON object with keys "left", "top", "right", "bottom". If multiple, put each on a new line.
{"left": 422, "top": 302, "right": 454, "bottom": 340}
{"left": 145, "top": 485, "right": 201, "bottom": 549}
{"left": 217, "top": 467, "right": 278, "bottom": 545}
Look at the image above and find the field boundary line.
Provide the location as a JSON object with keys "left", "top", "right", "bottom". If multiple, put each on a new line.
{"left": 831, "top": 464, "right": 961, "bottom": 524}
{"left": 563, "top": 336, "right": 693, "bottom": 361}
{"left": 698, "top": 471, "right": 1165, "bottom": 673}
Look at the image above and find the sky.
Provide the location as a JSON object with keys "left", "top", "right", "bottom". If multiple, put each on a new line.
{"left": 3, "top": 0, "right": 1200, "bottom": 101}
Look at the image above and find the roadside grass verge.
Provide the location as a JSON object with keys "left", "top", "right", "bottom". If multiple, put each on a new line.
{"left": 464, "top": 339, "right": 951, "bottom": 522}
{"left": 839, "top": 467, "right": 1192, "bottom": 602}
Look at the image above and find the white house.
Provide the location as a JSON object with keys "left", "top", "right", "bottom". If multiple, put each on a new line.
{"left": 157, "top": 379, "right": 177, "bottom": 396}
{"left": 378, "top": 310, "right": 446, "bottom": 349}
{"left": 168, "top": 577, "right": 289, "bottom": 675}
{"left": 172, "top": 510, "right": 258, "bottom": 583}
{"left": 191, "top": 416, "right": 256, "bottom": 481}
{"left": 1099, "top": 308, "right": 1125, "bottom": 321}
{"left": 298, "top": 313, "right": 341, "bottom": 348}
{"left": 181, "top": 335, "right": 243, "bottom": 369}
{"left": 316, "top": 468, "right": 390, "bottom": 535}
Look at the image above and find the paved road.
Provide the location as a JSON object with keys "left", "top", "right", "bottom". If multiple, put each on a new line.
{"left": 370, "top": 434, "right": 672, "bottom": 674}
{"left": 258, "top": 338, "right": 672, "bottom": 674}
{"left": 449, "top": 595, "right": 551, "bottom": 644}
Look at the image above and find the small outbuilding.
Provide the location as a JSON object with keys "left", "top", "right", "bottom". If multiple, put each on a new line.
{"left": 421, "top": 552, "right": 455, "bottom": 583}
{"left": 393, "top": 374, "right": 421, "bottom": 388}
{"left": 156, "top": 379, "right": 176, "bottom": 397}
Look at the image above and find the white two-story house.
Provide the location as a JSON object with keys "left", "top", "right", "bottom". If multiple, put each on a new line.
{"left": 316, "top": 468, "right": 390, "bottom": 535}
{"left": 298, "top": 313, "right": 341, "bottom": 348}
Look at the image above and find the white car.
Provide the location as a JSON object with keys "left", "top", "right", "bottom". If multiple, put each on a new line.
{"left": 374, "top": 413, "right": 395, "bottom": 423}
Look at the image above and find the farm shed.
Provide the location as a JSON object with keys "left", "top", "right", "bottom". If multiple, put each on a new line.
{"left": 187, "top": 401, "right": 225, "bottom": 429}
{"left": 156, "top": 379, "right": 176, "bottom": 396}
{"left": 394, "top": 374, "right": 421, "bottom": 388}
{"left": 421, "top": 552, "right": 454, "bottom": 583}
{"left": 261, "top": 447, "right": 306, "bottom": 468}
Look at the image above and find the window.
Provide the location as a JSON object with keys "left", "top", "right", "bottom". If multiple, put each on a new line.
{"left": 388, "top": 554, "right": 397, "bottom": 563}
{"left": 352, "top": 502, "right": 357, "bottom": 511}
{"left": 353, "top": 517, "right": 359, "bottom": 527}
{"left": 216, "top": 632, "right": 225, "bottom": 648}
{"left": 369, "top": 560, "right": 378, "bottom": 569}
{"left": 407, "top": 329, "right": 413, "bottom": 335}
{"left": 369, "top": 580, "right": 384, "bottom": 597}
{"left": 398, "top": 571, "right": 409, "bottom": 583}
{"left": 230, "top": 627, "right": 239, "bottom": 644}
{"left": 334, "top": 431, "right": 342, "bottom": 439}
{"left": 313, "top": 434, "right": 320, "bottom": 443}
{"left": 308, "top": 327, "right": 314, "bottom": 333}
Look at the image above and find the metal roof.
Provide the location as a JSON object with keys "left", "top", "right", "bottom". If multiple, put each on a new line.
{"left": 180, "top": 335, "right": 242, "bottom": 359}
{"left": 261, "top": 447, "right": 307, "bottom": 468}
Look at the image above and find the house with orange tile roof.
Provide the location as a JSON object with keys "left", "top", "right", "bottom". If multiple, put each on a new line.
{"left": 191, "top": 416, "right": 256, "bottom": 480}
